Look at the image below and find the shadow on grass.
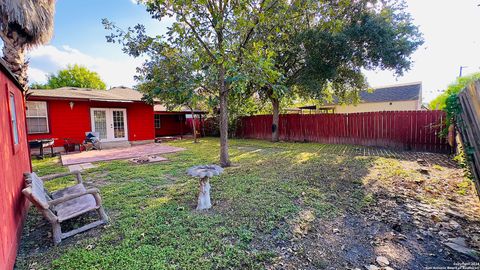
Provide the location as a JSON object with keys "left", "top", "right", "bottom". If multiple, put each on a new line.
{"left": 15, "top": 138, "right": 476, "bottom": 270}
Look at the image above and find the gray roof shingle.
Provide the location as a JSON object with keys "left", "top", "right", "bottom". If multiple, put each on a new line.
{"left": 29, "top": 86, "right": 144, "bottom": 102}
{"left": 323, "top": 82, "right": 422, "bottom": 105}
{"left": 30, "top": 86, "right": 206, "bottom": 113}
{"left": 359, "top": 82, "right": 421, "bottom": 103}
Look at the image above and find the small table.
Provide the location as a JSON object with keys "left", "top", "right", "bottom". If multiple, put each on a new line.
{"left": 63, "top": 138, "right": 84, "bottom": 153}
{"left": 29, "top": 139, "right": 56, "bottom": 159}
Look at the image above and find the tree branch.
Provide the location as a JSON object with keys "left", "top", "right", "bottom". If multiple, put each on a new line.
{"left": 179, "top": 10, "right": 217, "bottom": 61}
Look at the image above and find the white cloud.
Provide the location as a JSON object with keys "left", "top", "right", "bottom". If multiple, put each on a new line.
{"left": 27, "top": 45, "right": 144, "bottom": 88}
{"left": 27, "top": 67, "right": 48, "bottom": 84}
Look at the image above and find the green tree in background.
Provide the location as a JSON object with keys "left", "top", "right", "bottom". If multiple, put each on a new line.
{"left": 31, "top": 64, "right": 107, "bottom": 89}
{"left": 429, "top": 73, "right": 480, "bottom": 110}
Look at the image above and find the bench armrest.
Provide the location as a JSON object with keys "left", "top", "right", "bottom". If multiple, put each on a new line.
{"left": 48, "top": 188, "right": 101, "bottom": 206}
{"left": 41, "top": 170, "right": 83, "bottom": 184}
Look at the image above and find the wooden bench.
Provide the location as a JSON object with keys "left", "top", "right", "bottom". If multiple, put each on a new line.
{"left": 22, "top": 171, "right": 109, "bottom": 244}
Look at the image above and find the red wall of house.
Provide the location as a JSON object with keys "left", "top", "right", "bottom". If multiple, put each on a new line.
{"left": 153, "top": 114, "right": 204, "bottom": 137}
{"left": 0, "top": 73, "right": 31, "bottom": 270}
{"left": 154, "top": 114, "right": 189, "bottom": 137}
{"left": 27, "top": 99, "right": 155, "bottom": 147}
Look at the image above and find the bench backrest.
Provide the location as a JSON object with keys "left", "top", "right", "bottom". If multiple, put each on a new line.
{"left": 23, "top": 172, "right": 51, "bottom": 209}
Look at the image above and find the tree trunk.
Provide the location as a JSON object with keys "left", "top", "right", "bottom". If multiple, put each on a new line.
{"left": 1, "top": 32, "right": 28, "bottom": 89}
{"left": 219, "top": 65, "right": 231, "bottom": 167}
{"left": 190, "top": 107, "right": 198, "bottom": 143}
{"left": 197, "top": 177, "right": 212, "bottom": 210}
{"left": 271, "top": 97, "right": 280, "bottom": 142}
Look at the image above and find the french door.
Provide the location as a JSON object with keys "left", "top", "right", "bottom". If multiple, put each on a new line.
{"left": 90, "top": 108, "right": 128, "bottom": 142}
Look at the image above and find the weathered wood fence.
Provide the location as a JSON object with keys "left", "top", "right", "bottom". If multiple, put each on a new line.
{"left": 237, "top": 111, "right": 451, "bottom": 153}
{"left": 457, "top": 81, "right": 480, "bottom": 194}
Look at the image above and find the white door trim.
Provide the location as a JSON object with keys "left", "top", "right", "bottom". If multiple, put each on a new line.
{"left": 90, "top": 108, "right": 128, "bottom": 142}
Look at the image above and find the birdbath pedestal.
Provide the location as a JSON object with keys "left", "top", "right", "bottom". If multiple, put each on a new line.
{"left": 187, "top": 165, "right": 224, "bottom": 210}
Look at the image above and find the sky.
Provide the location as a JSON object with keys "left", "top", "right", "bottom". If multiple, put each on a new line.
{"left": 22, "top": 0, "right": 480, "bottom": 103}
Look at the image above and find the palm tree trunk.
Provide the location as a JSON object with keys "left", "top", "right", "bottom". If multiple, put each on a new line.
{"left": 1, "top": 32, "right": 28, "bottom": 89}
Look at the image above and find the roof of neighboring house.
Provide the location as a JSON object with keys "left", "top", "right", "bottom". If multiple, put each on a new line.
{"left": 359, "top": 82, "right": 422, "bottom": 103}
{"left": 321, "top": 82, "right": 422, "bottom": 105}
{"left": 29, "top": 86, "right": 144, "bottom": 102}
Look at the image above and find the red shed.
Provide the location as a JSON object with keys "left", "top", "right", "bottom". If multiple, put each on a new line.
{"left": 0, "top": 60, "right": 31, "bottom": 270}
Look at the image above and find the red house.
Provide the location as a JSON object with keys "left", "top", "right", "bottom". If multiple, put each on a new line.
{"left": 0, "top": 60, "right": 31, "bottom": 270}
{"left": 27, "top": 87, "right": 204, "bottom": 150}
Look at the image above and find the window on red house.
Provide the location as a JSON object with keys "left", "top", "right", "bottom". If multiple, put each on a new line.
{"left": 9, "top": 93, "right": 19, "bottom": 145}
{"left": 26, "top": 101, "right": 49, "bottom": 134}
{"left": 154, "top": 114, "right": 161, "bottom": 128}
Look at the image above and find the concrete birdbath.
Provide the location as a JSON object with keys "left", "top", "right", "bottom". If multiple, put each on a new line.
{"left": 187, "top": 165, "right": 224, "bottom": 210}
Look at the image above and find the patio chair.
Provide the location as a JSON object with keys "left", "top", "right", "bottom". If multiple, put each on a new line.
{"left": 84, "top": 132, "right": 102, "bottom": 150}
{"left": 22, "top": 171, "right": 109, "bottom": 244}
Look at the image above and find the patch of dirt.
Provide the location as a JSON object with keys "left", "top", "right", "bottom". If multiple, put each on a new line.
{"left": 15, "top": 209, "right": 113, "bottom": 269}
{"left": 84, "top": 170, "right": 111, "bottom": 187}
{"left": 263, "top": 156, "right": 480, "bottom": 269}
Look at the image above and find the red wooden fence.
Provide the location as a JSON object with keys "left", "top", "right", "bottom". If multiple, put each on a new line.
{"left": 237, "top": 111, "right": 451, "bottom": 153}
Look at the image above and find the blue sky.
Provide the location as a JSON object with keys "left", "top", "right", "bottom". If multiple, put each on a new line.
{"left": 27, "top": 0, "right": 173, "bottom": 88}
{"left": 25, "top": 0, "right": 480, "bottom": 103}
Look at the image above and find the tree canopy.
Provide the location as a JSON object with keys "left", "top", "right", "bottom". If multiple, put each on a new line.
{"left": 31, "top": 64, "right": 107, "bottom": 90}
{"left": 104, "top": 0, "right": 422, "bottom": 164}
{"left": 237, "top": 0, "right": 423, "bottom": 141}
{"left": 104, "top": 0, "right": 296, "bottom": 166}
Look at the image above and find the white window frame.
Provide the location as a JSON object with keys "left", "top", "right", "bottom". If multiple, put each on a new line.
{"left": 9, "top": 92, "right": 19, "bottom": 145}
{"left": 26, "top": 101, "right": 50, "bottom": 134}
{"left": 154, "top": 114, "right": 161, "bottom": 129}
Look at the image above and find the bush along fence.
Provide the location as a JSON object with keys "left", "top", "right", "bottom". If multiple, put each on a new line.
{"left": 457, "top": 81, "right": 480, "bottom": 195}
{"left": 237, "top": 111, "right": 451, "bottom": 153}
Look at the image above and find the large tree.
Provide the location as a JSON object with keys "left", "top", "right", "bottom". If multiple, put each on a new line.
{"left": 245, "top": 0, "right": 423, "bottom": 142}
{"left": 31, "top": 64, "right": 107, "bottom": 89}
{"left": 0, "top": 0, "right": 56, "bottom": 89}
{"left": 135, "top": 46, "right": 208, "bottom": 143}
{"left": 104, "top": 0, "right": 291, "bottom": 167}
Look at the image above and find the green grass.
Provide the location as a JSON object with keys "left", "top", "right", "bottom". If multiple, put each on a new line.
{"left": 17, "top": 138, "right": 391, "bottom": 269}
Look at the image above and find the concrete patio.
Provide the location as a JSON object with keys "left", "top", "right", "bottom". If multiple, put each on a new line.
{"left": 61, "top": 143, "right": 185, "bottom": 165}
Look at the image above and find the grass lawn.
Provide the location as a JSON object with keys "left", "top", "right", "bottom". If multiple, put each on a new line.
{"left": 16, "top": 138, "right": 480, "bottom": 269}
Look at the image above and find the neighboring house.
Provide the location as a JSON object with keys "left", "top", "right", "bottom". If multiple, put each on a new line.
{"left": 27, "top": 87, "right": 204, "bottom": 150}
{"left": 314, "top": 82, "right": 422, "bottom": 113}
{"left": 0, "top": 60, "right": 31, "bottom": 270}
